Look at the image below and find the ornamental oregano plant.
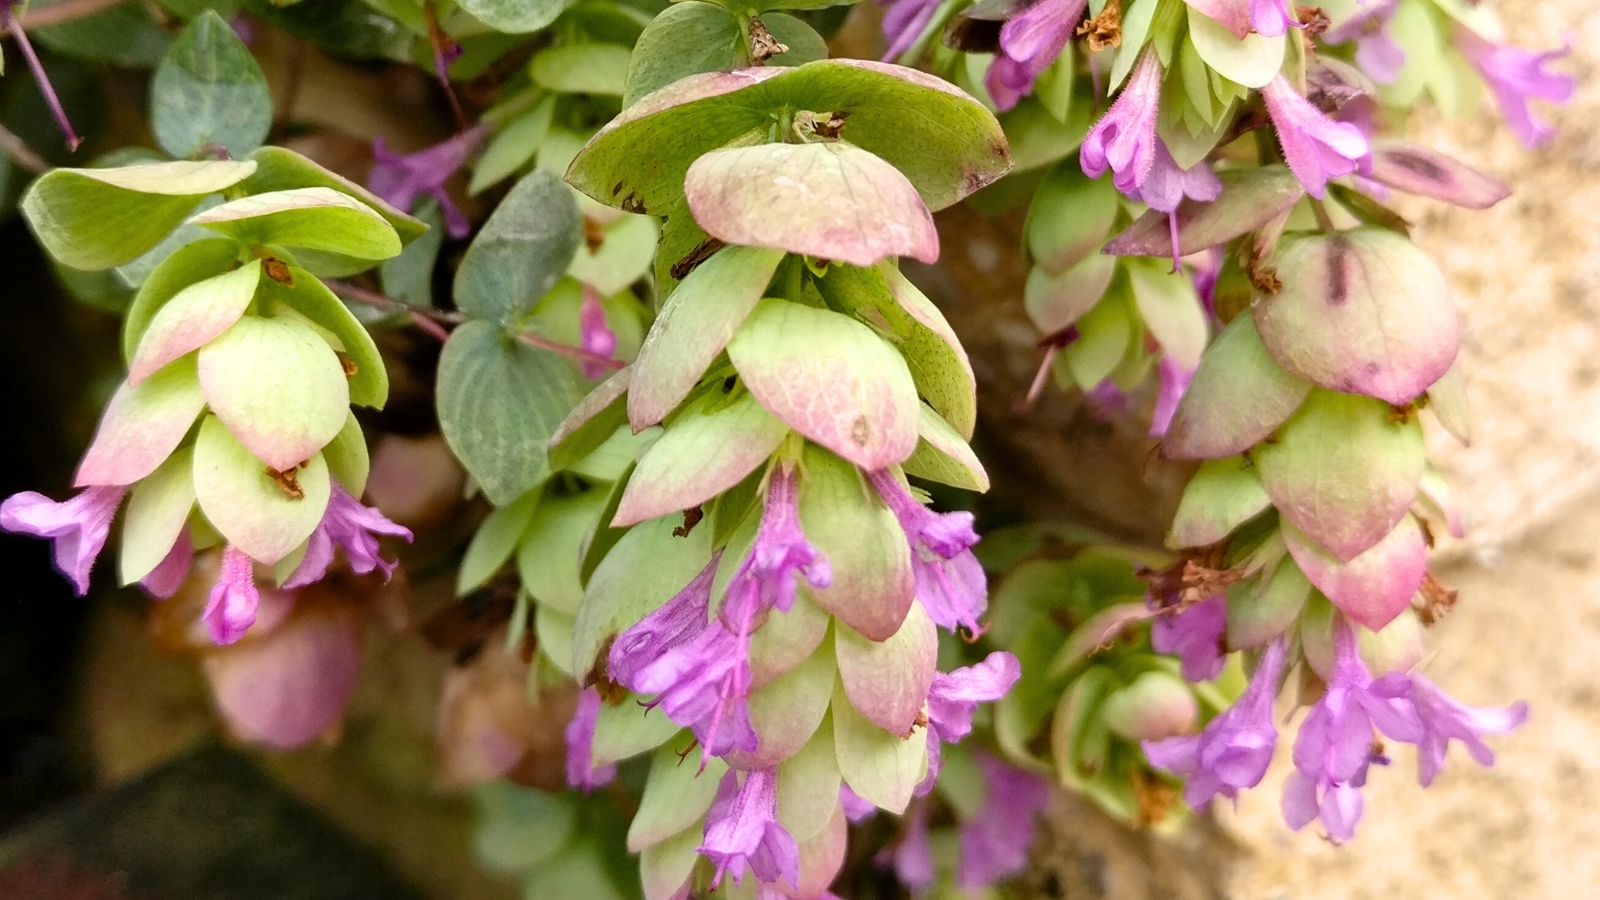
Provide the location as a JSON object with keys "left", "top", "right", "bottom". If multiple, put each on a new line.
{"left": 0, "top": 0, "right": 1573, "bottom": 894}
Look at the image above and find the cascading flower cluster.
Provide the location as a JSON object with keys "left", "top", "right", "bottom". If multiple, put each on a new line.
{"left": 538, "top": 57, "right": 1037, "bottom": 898}
{"left": 3, "top": 150, "right": 420, "bottom": 646}
{"left": 879, "top": 0, "right": 1565, "bottom": 844}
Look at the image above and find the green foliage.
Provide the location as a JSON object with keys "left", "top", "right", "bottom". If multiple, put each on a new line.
{"left": 149, "top": 11, "right": 272, "bottom": 160}
{"left": 454, "top": 170, "right": 582, "bottom": 323}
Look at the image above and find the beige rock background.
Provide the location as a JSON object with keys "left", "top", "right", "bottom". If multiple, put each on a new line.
{"left": 62, "top": 2, "right": 1599, "bottom": 899}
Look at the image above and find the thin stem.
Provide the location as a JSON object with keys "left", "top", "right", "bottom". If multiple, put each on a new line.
{"left": 1309, "top": 198, "right": 1336, "bottom": 233}
{"left": 1, "top": 4, "right": 81, "bottom": 150}
{"left": 0, "top": 122, "right": 50, "bottom": 173}
{"left": 0, "top": 0, "right": 126, "bottom": 33}
{"left": 329, "top": 280, "right": 625, "bottom": 371}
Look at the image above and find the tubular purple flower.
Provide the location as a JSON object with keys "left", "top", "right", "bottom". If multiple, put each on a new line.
{"left": 700, "top": 767, "right": 801, "bottom": 888}
{"left": 721, "top": 465, "right": 832, "bottom": 630}
{"left": 1150, "top": 595, "right": 1225, "bottom": 681}
{"left": 141, "top": 529, "right": 195, "bottom": 599}
{"left": 892, "top": 800, "right": 935, "bottom": 893}
{"left": 1372, "top": 672, "right": 1527, "bottom": 788}
{"left": 204, "top": 545, "right": 261, "bottom": 646}
{"left": 1143, "top": 638, "right": 1288, "bottom": 810}
{"left": 839, "top": 784, "right": 877, "bottom": 822}
{"left": 1080, "top": 49, "right": 1164, "bottom": 195}
{"left": 986, "top": 0, "right": 1090, "bottom": 111}
{"left": 1325, "top": 0, "right": 1405, "bottom": 85}
{"left": 1137, "top": 142, "right": 1223, "bottom": 272}
{"left": 607, "top": 555, "right": 760, "bottom": 762}
{"left": 565, "top": 685, "right": 617, "bottom": 791}
{"left": 368, "top": 124, "right": 490, "bottom": 239}
{"left": 1260, "top": 75, "right": 1371, "bottom": 198}
{"left": 0, "top": 0, "right": 81, "bottom": 150}
{"left": 879, "top": 0, "right": 940, "bottom": 63}
{"left": 1249, "top": 0, "right": 1295, "bottom": 38}
{"left": 868, "top": 469, "right": 987, "bottom": 634}
{"left": 578, "top": 285, "right": 619, "bottom": 380}
{"left": 1455, "top": 26, "right": 1575, "bottom": 149}
{"left": 956, "top": 751, "right": 1053, "bottom": 889}
{"left": 1, "top": 485, "right": 125, "bottom": 596}
{"left": 1280, "top": 617, "right": 1422, "bottom": 842}
{"left": 283, "top": 482, "right": 413, "bottom": 589}
{"left": 920, "top": 651, "right": 1022, "bottom": 793}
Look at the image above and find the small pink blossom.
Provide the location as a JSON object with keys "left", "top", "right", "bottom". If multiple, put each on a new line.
{"left": 577, "top": 286, "right": 619, "bottom": 380}
{"left": 284, "top": 482, "right": 413, "bottom": 589}
{"left": 868, "top": 469, "right": 987, "bottom": 634}
{"left": 204, "top": 545, "right": 261, "bottom": 645}
{"left": 1150, "top": 595, "right": 1225, "bottom": 680}
{"left": 1325, "top": 0, "right": 1406, "bottom": 85}
{"left": 1260, "top": 75, "right": 1371, "bottom": 198}
{"left": 700, "top": 767, "right": 801, "bottom": 888}
{"left": 1080, "top": 49, "right": 1165, "bottom": 195}
{"left": 956, "top": 751, "right": 1053, "bottom": 888}
{"left": 1455, "top": 26, "right": 1575, "bottom": 149}
{"left": 986, "top": 0, "right": 1091, "bottom": 111}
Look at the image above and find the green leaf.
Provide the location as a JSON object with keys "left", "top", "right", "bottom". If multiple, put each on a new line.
{"left": 121, "top": 446, "right": 197, "bottom": 585}
{"left": 732, "top": 640, "right": 838, "bottom": 769}
{"left": 149, "top": 11, "right": 272, "bottom": 160}
{"left": 1164, "top": 313, "right": 1311, "bottom": 460}
{"left": 1025, "top": 251, "right": 1117, "bottom": 337}
{"left": 1105, "top": 165, "right": 1304, "bottom": 258}
{"left": 473, "top": 783, "right": 576, "bottom": 874}
{"left": 240, "top": 146, "right": 427, "bottom": 244}
{"left": 1127, "top": 259, "right": 1207, "bottom": 369}
{"left": 1001, "top": 96, "right": 1094, "bottom": 174}
{"left": 437, "top": 320, "right": 586, "bottom": 506}
{"left": 261, "top": 267, "right": 389, "bottom": 408}
{"left": 627, "top": 746, "right": 727, "bottom": 852}
{"left": 729, "top": 299, "right": 919, "bottom": 471}
{"left": 761, "top": 14, "right": 828, "bottom": 64}
{"left": 454, "top": 169, "right": 582, "bottom": 323}
{"left": 380, "top": 199, "right": 444, "bottom": 307}
{"left": 1025, "top": 160, "right": 1119, "bottom": 275}
{"left": 1187, "top": 13, "right": 1285, "bottom": 89}
{"left": 531, "top": 43, "right": 633, "bottom": 96}
{"left": 537, "top": 604, "right": 578, "bottom": 676}
{"left": 1168, "top": 455, "right": 1271, "bottom": 549}
{"left": 457, "top": 488, "right": 540, "bottom": 594}
{"left": 550, "top": 368, "right": 633, "bottom": 473}
{"left": 684, "top": 141, "right": 938, "bottom": 267}
{"left": 323, "top": 412, "right": 370, "bottom": 496}
{"left": 458, "top": 0, "right": 572, "bottom": 33}
{"left": 192, "top": 415, "right": 330, "bottom": 565}
{"left": 567, "top": 59, "right": 1010, "bottom": 218}
{"left": 622, "top": 1, "right": 744, "bottom": 108}
{"left": 628, "top": 244, "right": 783, "bottom": 429}
{"left": 1255, "top": 389, "right": 1425, "bottom": 562}
{"left": 639, "top": 826, "right": 700, "bottom": 900}
{"left": 775, "top": 717, "right": 842, "bottom": 842}
{"left": 572, "top": 515, "right": 715, "bottom": 679}
{"left": 901, "top": 403, "right": 988, "bottom": 492}
{"left": 469, "top": 99, "right": 555, "bottom": 196}
{"left": 122, "top": 237, "right": 246, "bottom": 364}
{"left": 189, "top": 187, "right": 403, "bottom": 262}
{"left": 567, "top": 213, "right": 658, "bottom": 296}
{"left": 614, "top": 389, "right": 787, "bottom": 527}
{"left": 1061, "top": 291, "right": 1132, "bottom": 390}
{"left": 127, "top": 260, "right": 261, "bottom": 386}
{"left": 518, "top": 487, "right": 609, "bottom": 616}
{"left": 21, "top": 161, "right": 258, "bottom": 270}
{"left": 831, "top": 678, "right": 927, "bottom": 815}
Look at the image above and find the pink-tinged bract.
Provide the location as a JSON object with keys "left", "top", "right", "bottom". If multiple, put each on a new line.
{"left": 141, "top": 530, "right": 196, "bottom": 599}
{"left": 1, "top": 485, "right": 126, "bottom": 596}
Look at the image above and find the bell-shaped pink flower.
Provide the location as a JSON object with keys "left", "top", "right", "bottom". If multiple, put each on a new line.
{"left": 1372, "top": 671, "right": 1527, "bottom": 788}
{"left": 1455, "top": 26, "right": 1575, "bottom": 149}
{"left": 204, "top": 545, "right": 262, "bottom": 646}
{"left": 368, "top": 124, "right": 490, "bottom": 238}
{"left": 284, "top": 482, "right": 413, "bottom": 589}
{"left": 868, "top": 470, "right": 987, "bottom": 634}
{"left": 879, "top": 0, "right": 940, "bottom": 62}
{"left": 608, "top": 556, "right": 760, "bottom": 762}
{"left": 564, "top": 685, "right": 618, "bottom": 791}
{"left": 1080, "top": 49, "right": 1165, "bottom": 195}
{"left": 839, "top": 784, "right": 876, "bottom": 822}
{"left": 986, "top": 0, "right": 1091, "bottom": 111}
{"left": 1, "top": 485, "right": 125, "bottom": 595}
{"left": 1280, "top": 617, "right": 1422, "bottom": 843}
{"left": 1144, "top": 638, "right": 1288, "bottom": 810}
{"left": 700, "top": 767, "right": 801, "bottom": 888}
{"left": 956, "top": 751, "right": 1053, "bottom": 888}
{"left": 1249, "top": 0, "right": 1295, "bottom": 38}
{"left": 577, "top": 286, "right": 619, "bottom": 380}
{"left": 1260, "top": 75, "right": 1371, "bottom": 198}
